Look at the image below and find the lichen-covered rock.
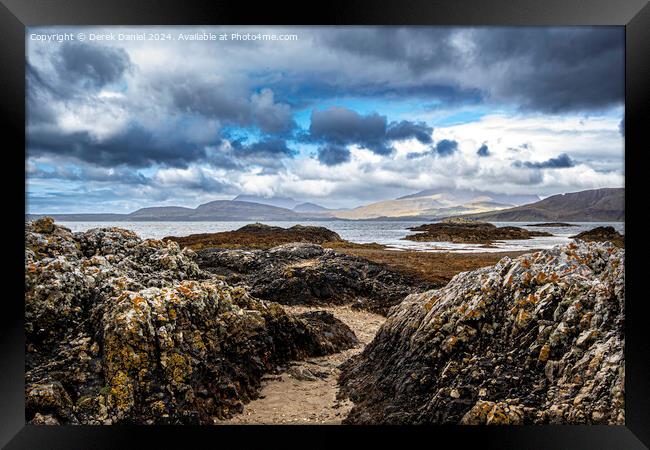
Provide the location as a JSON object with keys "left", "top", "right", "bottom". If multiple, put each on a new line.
{"left": 25, "top": 221, "right": 203, "bottom": 352}
{"left": 339, "top": 242, "right": 624, "bottom": 425}
{"left": 25, "top": 218, "right": 357, "bottom": 425}
{"left": 196, "top": 243, "right": 427, "bottom": 315}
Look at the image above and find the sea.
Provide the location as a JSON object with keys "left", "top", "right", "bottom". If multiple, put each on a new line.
{"left": 56, "top": 220, "right": 625, "bottom": 253}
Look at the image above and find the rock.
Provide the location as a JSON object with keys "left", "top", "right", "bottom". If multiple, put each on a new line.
{"left": 164, "top": 223, "right": 344, "bottom": 250}
{"left": 460, "top": 400, "right": 524, "bottom": 425}
{"left": 287, "top": 366, "right": 320, "bottom": 381}
{"left": 25, "top": 220, "right": 357, "bottom": 425}
{"left": 196, "top": 243, "right": 426, "bottom": 315}
{"left": 26, "top": 382, "right": 75, "bottom": 424}
{"left": 404, "top": 220, "right": 552, "bottom": 245}
{"left": 32, "top": 216, "right": 56, "bottom": 234}
{"left": 572, "top": 226, "right": 624, "bottom": 248}
{"left": 297, "top": 311, "right": 359, "bottom": 353}
{"left": 339, "top": 242, "right": 624, "bottom": 425}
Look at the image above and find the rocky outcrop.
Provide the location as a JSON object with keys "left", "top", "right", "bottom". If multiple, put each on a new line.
{"left": 164, "top": 223, "right": 345, "bottom": 250}
{"left": 404, "top": 220, "right": 551, "bottom": 245}
{"left": 196, "top": 243, "right": 428, "bottom": 315}
{"left": 340, "top": 242, "right": 624, "bottom": 425}
{"left": 572, "top": 226, "right": 624, "bottom": 248}
{"left": 25, "top": 218, "right": 357, "bottom": 425}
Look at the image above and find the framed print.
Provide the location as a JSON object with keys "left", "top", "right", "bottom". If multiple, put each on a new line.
{"left": 1, "top": 0, "right": 649, "bottom": 448}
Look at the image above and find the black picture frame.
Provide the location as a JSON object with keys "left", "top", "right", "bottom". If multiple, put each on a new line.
{"left": 2, "top": 0, "right": 648, "bottom": 448}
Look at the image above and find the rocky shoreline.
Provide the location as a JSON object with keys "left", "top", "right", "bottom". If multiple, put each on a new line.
{"left": 339, "top": 242, "right": 625, "bottom": 424}
{"left": 25, "top": 217, "right": 625, "bottom": 425}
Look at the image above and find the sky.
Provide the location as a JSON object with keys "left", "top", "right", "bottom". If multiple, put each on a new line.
{"left": 26, "top": 26, "right": 625, "bottom": 213}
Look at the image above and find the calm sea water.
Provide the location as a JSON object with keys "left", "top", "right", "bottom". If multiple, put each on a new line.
{"left": 57, "top": 220, "right": 625, "bottom": 253}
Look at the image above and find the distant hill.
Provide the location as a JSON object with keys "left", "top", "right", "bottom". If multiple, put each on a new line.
{"left": 293, "top": 202, "right": 330, "bottom": 213}
{"left": 232, "top": 194, "right": 299, "bottom": 209}
{"left": 29, "top": 200, "right": 315, "bottom": 222}
{"left": 397, "top": 189, "right": 539, "bottom": 206}
{"left": 127, "top": 206, "right": 195, "bottom": 220}
{"left": 456, "top": 188, "right": 624, "bottom": 222}
{"left": 188, "top": 200, "right": 304, "bottom": 221}
{"left": 331, "top": 189, "right": 534, "bottom": 220}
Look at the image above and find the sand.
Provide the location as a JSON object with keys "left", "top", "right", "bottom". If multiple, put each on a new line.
{"left": 218, "top": 305, "right": 385, "bottom": 425}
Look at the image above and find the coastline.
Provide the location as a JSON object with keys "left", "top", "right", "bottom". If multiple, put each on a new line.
{"left": 24, "top": 218, "right": 625, "bottom": 425}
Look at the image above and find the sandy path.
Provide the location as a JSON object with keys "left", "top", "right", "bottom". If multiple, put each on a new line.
{"left": 220, "top": 305, "right": 385, "bottom": 424}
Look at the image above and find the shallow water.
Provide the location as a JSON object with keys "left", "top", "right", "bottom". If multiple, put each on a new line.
{"left": 57, "top": 220, "right": 624, "bottom": 253}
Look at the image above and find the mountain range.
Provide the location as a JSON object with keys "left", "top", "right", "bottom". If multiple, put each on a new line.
{"left": 27, "top": 188, "right": 623, "bottom": 222}
{"left": 330, "top": 189, "right": 539, "bottom": 220}
{"left": 457, "top": 188, "right": 624, "bottom": 222}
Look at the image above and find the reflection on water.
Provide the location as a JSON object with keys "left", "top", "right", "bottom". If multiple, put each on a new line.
{"left": 56, "top": 220, "right": 625, "bottom": 253}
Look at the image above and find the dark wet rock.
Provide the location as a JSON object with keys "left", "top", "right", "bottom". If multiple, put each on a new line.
{"left": 572, "top": 226, "right": 624, "bottom": 248}
{"left": 404, "top": 219, "right": 551, "bottom": 245}
{"left": 340, "top": 242, "right": 624, "bottom": 425}
{"left": 25, "top": 218, "right": 357, "bottom": 425}
{"left": 196, "top": 243, "right": 428, "bottom": 315}
{"left": 164, "top": 222, "right": 344, "bottom": 250}
{"left": 297, "top": 311, "right": 359, "bottom": 353}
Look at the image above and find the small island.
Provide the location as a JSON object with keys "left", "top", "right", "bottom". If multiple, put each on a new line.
{"left": 165, "top": 223, "right": 349, "bottom": 250}
{"left": 572, "top": 226, "right": 624, "bottom": 248}
{"left": 526, "top": 222, "right": 576, "bottom": 227}
{"left": 403, "top": 218, "right": 552, "bottom": 245}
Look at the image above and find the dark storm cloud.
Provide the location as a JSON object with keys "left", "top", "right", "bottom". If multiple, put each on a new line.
{"left": 56, "top": 41, "right": 133, "bottom": 90}
{"left": 477, "top": 144, "right": 490, "bottom": 157}
{"left": 322, "top": 27, "right": 624, "bottom": 113}
{"left": 308, "top": 107, "right": 390, "bottom": 154}
{"left": 515, "top": 153, "right": 576, "bottom": 169}
{"left": 471, "top": 28, "right": 624, "bottom": 112}
{"left": 435, "top": 139, "right": 458, "bottom": 156}
{"left": 406, "top": 151, "right": 426, "bottom": 159}
{"left": 320, "top": 28, "right": 458, "bottom": 75}
{"left": 29, "top": 123, "right": 296, "bottom": 171}
{"left": 26, "top": 64, "right": 59, "bottom": 126}
{"left": 29, "top": 125, "right": 207, "bottom": 169}
{"left": 168, "top": 77, "right": 295, "bottom": 134}
{"left": 230, "top": 138, "right": 296, "bottom": 158}
{"left": 27, "top": 46, "right": 296, "bottom": 170}
{"left": 386, "top": 121, "right": 433, "bottom": 144}
{"left": 406, "top": 139, "right": 458, "bottom": 159}
{"left": 170, "top": 80, "right": 249, "bottom": 122}
{"left": 317, "top": 145, "right": 351, "bottom": 166}
{"left": 306, "top": 107, "right": 435, "bottom": 158}
{"left": 28, "top": 164, "right": 151, "bottom": 185}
